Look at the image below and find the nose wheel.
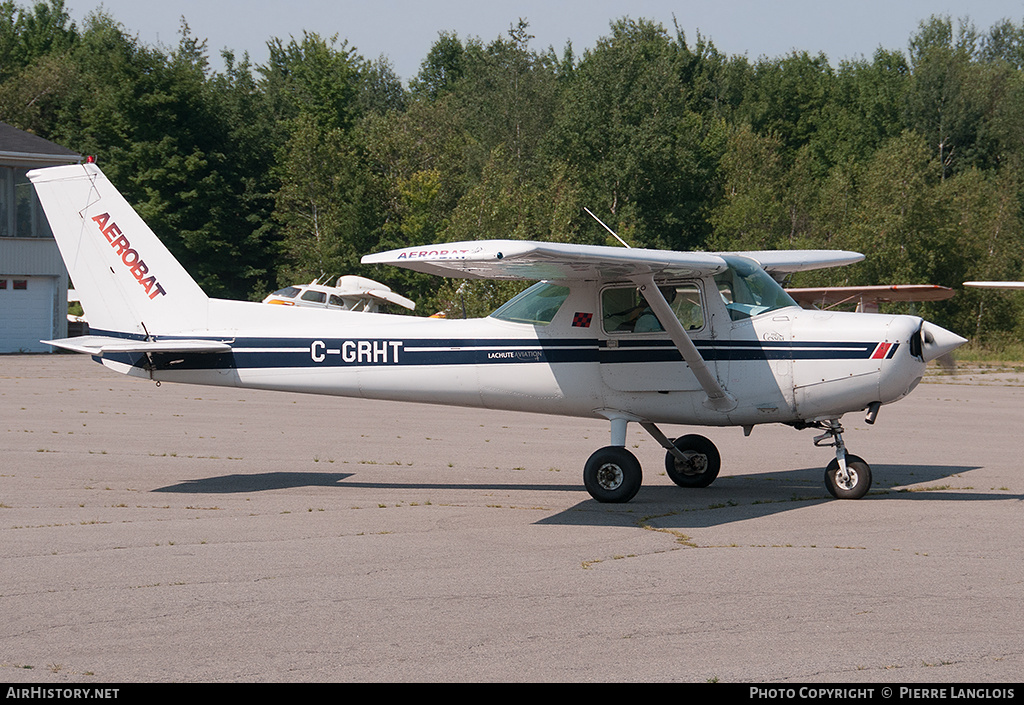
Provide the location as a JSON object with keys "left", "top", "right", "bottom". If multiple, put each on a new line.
{"left": 814, "top": 420, "right": 872, "bottom": 499}
{"left": 824, "top": 454, "right": 872, "bottom": 499}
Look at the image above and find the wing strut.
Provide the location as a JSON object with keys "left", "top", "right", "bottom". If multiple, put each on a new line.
{"left": 633, "top": 274, "right": 736, "bottom": 412}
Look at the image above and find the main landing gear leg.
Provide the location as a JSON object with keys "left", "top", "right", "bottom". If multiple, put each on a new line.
{"left": 583, "top": 416, "right": 642, "bottom": 503}
{"left": 583, "top": 417, "right": 726, "bottom": 503}
{"left": 814, "top": 419, "right": 872, "bottom": 499}
{"left": 641, "top": 422, "right": 721, "bottom": 489}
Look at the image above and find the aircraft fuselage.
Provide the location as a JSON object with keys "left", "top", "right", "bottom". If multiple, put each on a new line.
{"left": 98, "top": 277, "right": 928, "bottom": 430}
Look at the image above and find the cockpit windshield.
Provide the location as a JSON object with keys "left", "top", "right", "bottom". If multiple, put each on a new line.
{"left": 714, "top": 256, "right": 798, "bottom": 321}
{"left": 271, "top": 286, "right": 300, "bottom": 299}
{"left": 490, "top": 282, "right": 570, "bottom": 326}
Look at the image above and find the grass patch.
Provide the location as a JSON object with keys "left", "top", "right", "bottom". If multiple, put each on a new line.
{"left": 953, "top": 341, "right": 1024, "bottom": 365}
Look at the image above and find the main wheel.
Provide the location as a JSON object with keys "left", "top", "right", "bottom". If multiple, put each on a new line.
{"left": 584, "top": 446, "right": 642, "bottom": 503}
{"left": 824, "top": 454, "right": 872, "bottom": 499}
{"left": 664, "top": 434, "right": 721, "bottom": 488}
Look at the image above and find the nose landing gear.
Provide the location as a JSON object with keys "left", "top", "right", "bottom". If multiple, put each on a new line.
{"left": 814, "top": 419, "right": 872, "bottom": 499}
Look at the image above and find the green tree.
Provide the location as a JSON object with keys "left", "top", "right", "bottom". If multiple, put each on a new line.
{"left": 272, "top": 115, "right": 377, "bottom": 283}
{"left": 0, "top": 0, "right": 76, "bottom": 78}
{"left": 845, "top": 132, "right": 952, "bottom": 295}
{"left": 409, "top": 31, "right": 466, "bottom": 100}
{"left": 547, "top": 18, "right": 720, "bottom": 251}
{"left": 813, "top": 49, "right": 909, "bottom": 170}
{"left": 981, "top": 18, "right": 1024, "bottom": 67}
{"left": 943, "top": 163, "right": 1024, "bottom": 338}
{"left": 450, "top": 20, "right": 563, "bottom": 199}
{"left": 259, "top": 31, "right": 362, "bottom": 135}
{"left": 906, "top": 15, "right": 988, "bottom": 179}
{"left": 358, "top": 96, "right": 479, "bottom": 305}
{"left": 707, "top": 124, "right": 787, "bottom": 251}
{"left": 738, "top": 50, "right": 834, "bottom": 161}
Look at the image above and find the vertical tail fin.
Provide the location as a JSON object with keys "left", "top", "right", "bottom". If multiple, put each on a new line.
{"left": 28, "top": 163, "right": 209, "bottom": 336}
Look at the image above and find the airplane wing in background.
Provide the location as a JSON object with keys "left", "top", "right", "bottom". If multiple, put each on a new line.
{"left": 964, "top": 281, "right": 1024, "bottom": 290}
{"left": 787, "top": 284, "right": 955, "bottom": 312}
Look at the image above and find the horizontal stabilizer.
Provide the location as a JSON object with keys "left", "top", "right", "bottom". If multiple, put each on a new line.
{"left": 43, "top": 336, "right": 232, "bottom": 356}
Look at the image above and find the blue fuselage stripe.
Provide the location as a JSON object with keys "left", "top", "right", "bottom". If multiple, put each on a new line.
{"left": 91, "top": 329, "right": 898, "bottom": 371}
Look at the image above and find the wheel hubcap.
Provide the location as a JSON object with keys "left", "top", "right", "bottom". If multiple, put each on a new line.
{"left": 596, "top": 463, "right": 624, "bottom": 490}
{"left": 836, "top": 468, "right": 858, "bottom": 490}
{"left": 678, "top": 451, "right": 707, "bottom": 476}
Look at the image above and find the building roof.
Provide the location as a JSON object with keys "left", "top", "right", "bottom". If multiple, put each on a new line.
{"left": 0, "top": 122, "right": 79, "bottom": 166}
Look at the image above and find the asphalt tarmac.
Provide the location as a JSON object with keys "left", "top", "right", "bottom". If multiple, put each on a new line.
{"left": 1, "top": 354, "right": 1021, "bottom": 683}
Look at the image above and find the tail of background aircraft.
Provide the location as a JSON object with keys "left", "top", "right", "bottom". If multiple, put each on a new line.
{"left": 28, "top": 163, "right": 210, "bottom": 338}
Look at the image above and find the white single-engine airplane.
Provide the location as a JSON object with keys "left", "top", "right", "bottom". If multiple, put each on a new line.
{"left": 30, "top": 163, "right": 967, "bottom": 502}
{"left": 263, "top": 275, "right": 416, "bottom": 312}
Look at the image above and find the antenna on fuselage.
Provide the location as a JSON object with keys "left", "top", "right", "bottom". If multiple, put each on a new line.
{"left": 584, "top": 207, "right": 631, "bottom": 249}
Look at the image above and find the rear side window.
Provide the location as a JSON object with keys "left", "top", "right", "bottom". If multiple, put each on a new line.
{"left": 490, "top": 282, "right": 570, "bottom": 326}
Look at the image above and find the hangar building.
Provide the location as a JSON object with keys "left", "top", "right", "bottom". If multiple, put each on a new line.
{"left": 0, "top": 122, "right": 80, "bottom": 352}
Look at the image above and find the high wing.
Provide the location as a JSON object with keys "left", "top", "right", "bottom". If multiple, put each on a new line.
{"left": 735, "top": 250, "right": 865, "bottom": 278}
{"left": 362, "top": 240, "right": 726, "bottom": 280}
{"left": 361, "top": 239, "right": 863, "bottom": 281}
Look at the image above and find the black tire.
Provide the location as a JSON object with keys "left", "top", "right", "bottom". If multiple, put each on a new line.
{"left": 824, "top": 454, "right": 872, "bottom": 499}
{"left": 584, "top": 446, "right": 642, "bottom": 503}
{"left": 664, "top": 434, "right": 721, "bottom": 488}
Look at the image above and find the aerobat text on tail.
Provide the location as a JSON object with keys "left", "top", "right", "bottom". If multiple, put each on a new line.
{"left": 30, "top": 162, "right": 967, "bottom": 503}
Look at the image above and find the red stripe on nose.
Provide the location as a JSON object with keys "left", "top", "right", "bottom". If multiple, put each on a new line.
{"left": 870, "top": 342, "right": 891, "bottom": 360}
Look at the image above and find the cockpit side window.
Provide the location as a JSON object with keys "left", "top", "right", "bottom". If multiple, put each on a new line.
{"left": 490, "top": 281, "right": 570, "bottom": 326}
{"left": 602, "top": 283, "right": 705, "bottom": 334}
{"left": 272, "top": 286, "right": 301, "bottom": 299}
{"left": 714, "top": 256, "right": 798, "bottom": 321}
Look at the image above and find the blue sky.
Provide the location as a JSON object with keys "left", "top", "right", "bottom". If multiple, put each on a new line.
{"left": 68, "top": 0, "right": 1024, "bottom": 80}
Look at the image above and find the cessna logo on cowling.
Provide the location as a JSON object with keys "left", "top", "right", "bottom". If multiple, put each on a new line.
{"left": 91, "top": 213, "right": 167, "bottom": 300}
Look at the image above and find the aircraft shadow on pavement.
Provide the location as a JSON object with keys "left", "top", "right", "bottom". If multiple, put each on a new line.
{"left": 152, "top": 471, "right": 583, "bottom": 495}
{"left": 542, "top": 463, "right": 1023, "bottom": 528}
{"left": 149, "top": 464, "right": 1021, "bottom": 528}
{"left": 153, "top": 471, "right": 355, "bottom": 493}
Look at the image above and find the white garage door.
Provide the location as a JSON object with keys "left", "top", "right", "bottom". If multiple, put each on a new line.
{"left": 0, "top": 275, "right": 55, "bottom": 352}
